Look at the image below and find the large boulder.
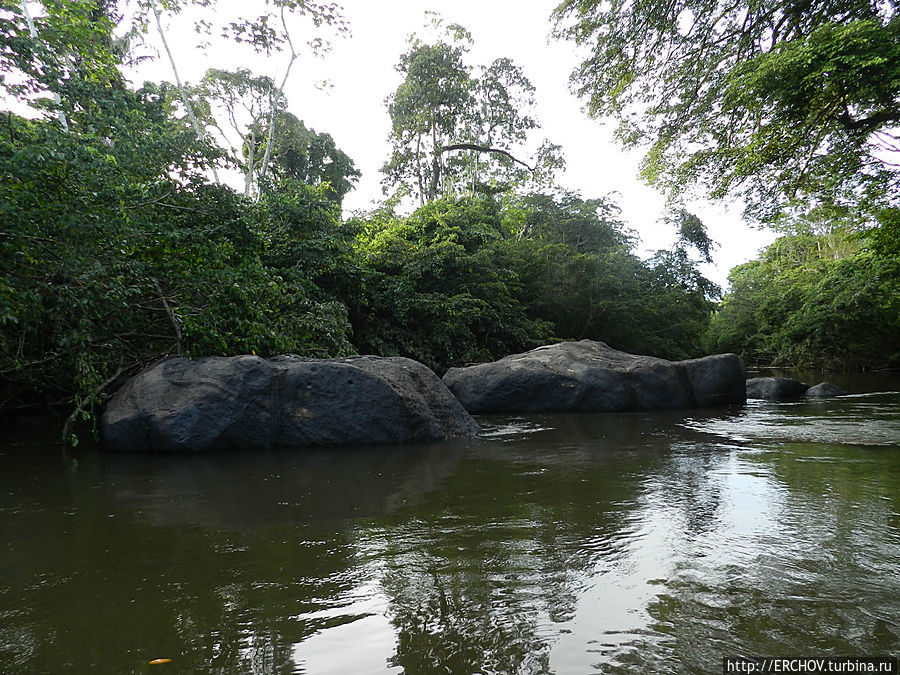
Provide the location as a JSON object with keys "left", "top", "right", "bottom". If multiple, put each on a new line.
{"left": 442, "top": 340, "right": 746, "bottom": 414}
{"left": 745, "top": 376, "right": 809, "bottom": 401}
{"left": 805, "top": 381, "right": 848, "bottom": 398}
{"left": 102, "top": 355, "right": 479, "bottom": 452}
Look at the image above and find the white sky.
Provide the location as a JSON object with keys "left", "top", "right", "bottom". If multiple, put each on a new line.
{"left": 132, "top": 0, "right": 775, "bottom": 286}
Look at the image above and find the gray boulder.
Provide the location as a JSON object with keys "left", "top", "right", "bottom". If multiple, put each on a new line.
{"left": 441, "top": 340, "right": 746, "bottom": 414}
{"left": 102, "top": 355, "right": 479, "bottom": 452}
{"left": 745, "top": 376, "right": 809, "bottom": 400}
{"left": 805, "top": 381, "right": 848, "bottom": 398}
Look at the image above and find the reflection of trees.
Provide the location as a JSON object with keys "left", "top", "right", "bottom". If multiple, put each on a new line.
{"left": 1, "top": 442, "right": 468, "bottom": 673}
{"left": 387, "top": 565, "right": 551, "bottom": 674}
{"left": 11, "top": 404, "right": 894, "bottom": 674}
{"left": 364, "top": 434, "right": 662, "bottom": 675}
{"left": 637, "top": 437, "right": 900, "bottom": 672}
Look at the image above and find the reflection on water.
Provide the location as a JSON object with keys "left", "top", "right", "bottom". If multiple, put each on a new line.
{"left": 686, "top": 393, "right": 900, "bottom": 446}
{"left": 1, "top": 391, "right": 899, "bottom": 674}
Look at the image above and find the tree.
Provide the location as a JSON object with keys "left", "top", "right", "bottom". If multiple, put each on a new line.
{"left": 1, "top": 0, "right": 123, "bottom": 126}
{"left": 553, "top": 0, "right": 900, "bottom": 223}
{"left": 706, "top": 225, "right": 900, "bottom": 369}
{"left": 260, "top": 112, "right": 360, "bottom": 204}
{"left": 195, "top": 68, "right": 287, "bottom": 197}
{"left": 382, "top": 18, "right": 562, "bottom": 205}
{"left": 0, "top": 0, "right": 357, "bottom": 436}
{"left": 133, "top": 0, "right": 347, "bottom": 189}
{"left": 503, "top": 192, "right": 718, "bottom": 359}
{"left": 348, "top": 196, "right": 553, "bottom": 372}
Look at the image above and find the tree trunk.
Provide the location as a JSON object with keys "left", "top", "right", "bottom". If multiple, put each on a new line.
{"left": 151, "top": 0, "right": 221, "bottom": 184}
{"left": 21, "top": 0, "right": 68, "bottom": 131}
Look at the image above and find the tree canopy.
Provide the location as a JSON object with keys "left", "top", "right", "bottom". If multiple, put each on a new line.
{"left": 382, "top": 18, "right": 563, "bottom": 205}
{"left": 553, "top": 0, "right": 900, "bottom": 224}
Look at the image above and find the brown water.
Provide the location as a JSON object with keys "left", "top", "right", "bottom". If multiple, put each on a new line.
{"left": 1, "top": 389, "right": 899, "bottom": 674}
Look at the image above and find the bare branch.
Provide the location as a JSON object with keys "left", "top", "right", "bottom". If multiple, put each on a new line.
{"left": 154, "top": 280, "right": 182, "bottom": 356}
{"left": 440, "top": 143, "right": 536, "bottom": 172}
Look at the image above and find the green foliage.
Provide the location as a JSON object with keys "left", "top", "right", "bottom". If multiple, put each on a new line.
{"left": 1, "top": 0, "right": 733, "bottom": 436}
{"left": 253, "top": 178, "right": 357, "bottom": 356}
{"left": 261, "top": 112, "right": 360, "bottom": 204}
{"left": 348, "top": 196, "right": 553, "bottom": 372}
{"left": 0, "top": 88, "right": 354, "bottom": 422}
{"left": 382, "top": 19, "right": 562, "bottom": 205}
{"left": 554, "top": 0, "right": 900, "bottom": 223}
{"left": 0, "top": 0, "right": 123, "bottom": 106}
{"left": 505, "top": 194, "right": 718, "bottom": 360}
{"left": 708, "top": 225, "right": 900, "bottom": 369}
{"left": 348, "top": 192, "right": 719, "bottom": 373}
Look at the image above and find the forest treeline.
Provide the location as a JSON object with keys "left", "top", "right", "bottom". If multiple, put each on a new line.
{"left": 1, "top": 0, "right": 898, "bottom": 431}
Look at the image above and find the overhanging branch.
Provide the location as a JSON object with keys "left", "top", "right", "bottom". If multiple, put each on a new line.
{"left": 440, "top": 143, "right": 536, "bottom": 173}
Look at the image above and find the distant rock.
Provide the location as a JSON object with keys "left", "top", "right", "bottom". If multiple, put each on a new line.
{"left": 745, "top": 376, "right": 809, "bottom": 401}
{"left": 806, "top": 381, "right": 849, "bottom": 398}
{"left": 442, "top": 340, "right": 746, "bottom": 414}
{"left": 102, "top": 355, "right": 479, "bottom": 452}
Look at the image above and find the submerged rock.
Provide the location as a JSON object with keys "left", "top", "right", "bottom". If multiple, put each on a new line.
{"left": 805, "top": 381, "right": 849, "bottom": 398}
{"left": 745, "top": 376, "right": 809, "bottom": 401}
{"left": 102, "top": 355, "right": 479, "bottom": 452}
{"left": 442, "top": 340, "right": 746, "bottom": 414}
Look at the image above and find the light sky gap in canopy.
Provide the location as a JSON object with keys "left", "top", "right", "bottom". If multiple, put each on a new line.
{"left": 127, "top": 0, "right": 776, "bottom": 287}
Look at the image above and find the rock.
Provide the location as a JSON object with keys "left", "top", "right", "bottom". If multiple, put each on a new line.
{"left": 805, "top": 381, "right": 848, "bottom": 398}
{"left": 441, "top": 340, "right": 746, "bottom": 414}
{"left": 745, "top": 376, "right": 809, "bottom": 400}
{"left": 102, "top": 355, "right": 479, "bottom": 452}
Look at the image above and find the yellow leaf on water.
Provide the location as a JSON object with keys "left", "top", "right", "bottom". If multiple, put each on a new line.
{"left": 148, "top": 658, "right": 173, "bottom": 665}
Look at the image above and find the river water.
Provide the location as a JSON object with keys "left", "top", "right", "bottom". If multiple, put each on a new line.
{"left": 1, "top": 386, "right": 899, "bottom": 673}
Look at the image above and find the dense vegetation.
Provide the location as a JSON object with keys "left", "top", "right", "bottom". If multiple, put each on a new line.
{"left": 2, "top": 0, "right": 898, "bottom": 439}
{"left": 707, "top": 215, "right": 900, "bottom": 370}
{"left": 0, "top": 2, "right": 719, "bottom": 437}
{"left": 556, "top": 0, "right": 900, "bottom": 371}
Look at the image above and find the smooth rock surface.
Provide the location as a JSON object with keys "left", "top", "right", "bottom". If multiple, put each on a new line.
{"left": 746, "top": 377, "right": 809, "bottom": 401}
{"left": 102, "top": 355, "right": 479, "bottom": 452}
{"left": 442, "top": 340, "right": 746, "bottom": 413}
{"left": 806, "top": 381, "right": 849, "bottom": 398}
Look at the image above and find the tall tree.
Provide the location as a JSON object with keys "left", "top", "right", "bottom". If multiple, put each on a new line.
{"left": 195, "top": 68, "right": 287, "bottom": 197}
{"left": 382, "top": 19, "right": 562, "bottom": 205}
{"left": 259, "top": 111, "right": 360, "bottom": 203}
{"left": 553, "top": 0, "right": 900, "bottom": 224}
{"left": 141, "top": 0, "right": 347, "bottom": 188}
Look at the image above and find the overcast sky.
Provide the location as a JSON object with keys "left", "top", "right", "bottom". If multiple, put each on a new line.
{"left": 130, "top": 0, "right": 774, "bottom": 287}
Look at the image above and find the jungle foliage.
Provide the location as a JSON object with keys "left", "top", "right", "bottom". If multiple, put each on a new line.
{"left": 0, "top": 2, "right": 722, "bottom": 435}
{"left": 554, "top": 0, "right": 900, "bottom": 225}
{"left": 555, "top": 0, "right": 900, "bottom": 372}
{"left": 707, "top": 210, "right": 900, "bottom": 370}
{"left": 347, "top": 194, "right": 718, "bottom": 374}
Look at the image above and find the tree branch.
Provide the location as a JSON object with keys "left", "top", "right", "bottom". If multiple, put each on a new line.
{"left": 257, "top": 4, "right": 298, "bottom": 192}
{"left": 154, "top": 280, "right": 182, "bottom": 356}
{"left": 837, "top": 109, "right": 900, "bottom": 134}
{"left": 62, "top": 364, "right": 128, "bottom": 445}
{"left": 440, "top": 143, "right": 536, "bottom": 172}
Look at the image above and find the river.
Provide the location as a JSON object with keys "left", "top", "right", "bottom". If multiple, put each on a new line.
{"left": 1, "top": 381, "right": 899, "bottom": 673}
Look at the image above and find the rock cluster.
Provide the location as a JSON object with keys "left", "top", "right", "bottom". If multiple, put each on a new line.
{"left": 745, "top": 376, "right": 849, "bottom": 400}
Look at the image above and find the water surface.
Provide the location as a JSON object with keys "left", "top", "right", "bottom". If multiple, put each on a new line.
{"left": 2, "top": 391, "right": 899, "bottom": 673}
